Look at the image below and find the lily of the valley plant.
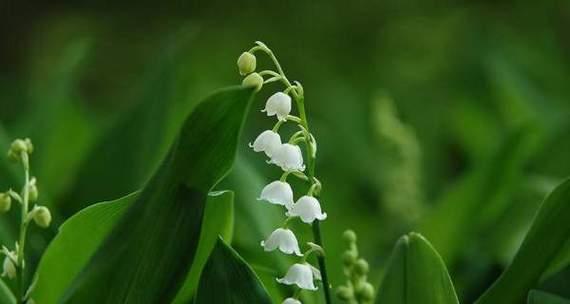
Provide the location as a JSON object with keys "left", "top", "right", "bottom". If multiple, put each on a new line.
{"left": 238, "top": 41, "right": 332, "bottom": 304}
{"left": 0, "top": 138, "right": 53, "bottom": 304}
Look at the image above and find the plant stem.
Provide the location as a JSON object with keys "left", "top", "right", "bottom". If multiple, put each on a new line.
{"left": 16, "top": 153, "right": 30, "bottom": 304}
{"left": 261, "top": 44, "right": 332, "bottom": 304}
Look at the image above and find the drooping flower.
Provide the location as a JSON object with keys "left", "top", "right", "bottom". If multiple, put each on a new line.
{"left": 258, "top": 181, "right": 294, "bottom": 208}
{"left": 261, "top": 228, "right": 302, "bottom": 256}
{"left": 277, "top": 263, "right": 321, "bottom": 290}
{"left": 2, "top": 256, "right": 16, "bottom": 280}
{"left": 283, "top": 298, "right": 302, "bottom": 304}
{"left": 287, "top": 196, "right": 327, "bottom": 224}
{"left": 263, "top": 92, "right": 291, "bottom": 121}
{"left": 250, "top": 130, "right": 282, "bottom": 157}
{"left": 270, "top": 144, "right": 305, "bottom": 172}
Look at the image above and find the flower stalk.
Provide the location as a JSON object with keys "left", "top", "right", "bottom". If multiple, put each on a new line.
{"left": 239, "top": 41, "right": 332, "bottom": 304}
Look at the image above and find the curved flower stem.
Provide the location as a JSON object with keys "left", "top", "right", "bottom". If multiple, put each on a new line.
{"left": 256, "top": 44, "right": 332, "bottom": 304}
{"left": 16, "top": 153, "right": 30, "bottom": 304}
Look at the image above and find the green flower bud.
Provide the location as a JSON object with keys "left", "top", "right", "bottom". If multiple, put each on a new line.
{"left": 336, "top": 285, "right": 353, "bottom": 301}
{"left": 32, "top": 206, "right": 51, "bottom": 228}
{"left": 343, "top": 229, "right": 357, "bottom": 243}
{"left": 242, "top": 73, "right": 264, "bottom": 92}
{"left": 343, "top": 250, "right": 357, "bottom": 266}
{"left": 237, "top": 52, "right": 256, "bottom": 75}
{"left": 2, "top": 256, "right": 16, "bottom": 280}
{"left": 355, "top": 282, "right": 375, "bottom": 301}
{"left": 24, "top": 138, "right": 33, "bottom": 154}
{"left": 354, "top": 258, "right": 369, "bottom": 275}
{"left": 0, "top": 193, "right": 11, "bottom": 213}
{"left": 10, "top": 139, "right": 27, "bottom": 154}
{"left": 28, "top": 178, "right": 38, "bottom": 202}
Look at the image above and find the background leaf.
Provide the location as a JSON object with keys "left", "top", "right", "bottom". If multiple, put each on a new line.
{"left": 32, "top": 192, "right": 138, "bottom": 304}
{"left": 476, "top": 178, "right": 570, "bottom": 304}
{"left": 528, "top": 290, "right": 570, "bottom": 304}
{"left": 195, "top": 238, "right": 272, "bottom": 304}
{"left": 173, "top": 190, "right": 235, "bottom": 303}
{"left": 61, "top": 87, "right": 254, "bottom": 303}
{"left": 0, "top": 279, "right": 15, "bottom": 304}
{"left": 376, "top": 232, "right": 459, "bottom": 304}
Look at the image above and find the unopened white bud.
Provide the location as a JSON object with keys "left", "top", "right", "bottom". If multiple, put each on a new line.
{"left": 32, "top": 206, "right": 51, "bottom": 228}
{"left": 28, "top": 177, "right": 38, "bottom": 202}
{"left": 237, "top": 52, "right": 256, "bottom": 75}
{"left": 0, "top": 193, "right": 11, "bottom": 213}
{"left": 242, "top": 73, "right": 264, "bottom": 91}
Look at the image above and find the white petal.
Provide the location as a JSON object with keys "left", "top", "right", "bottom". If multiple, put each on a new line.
{"left": 260, "top": 228, "right": 302, "bottom": 256}
{"left": 251, "top": 130, "right": 282, "bottom": 157}
{"left": 258, "top": 181, "right": 294, "bottom": 208}
{"left": 287, "top": 196, "right": 327, "bottom": 224}
{"left": 310, "top": 265, "right": 322, "bottom": 281}
{"left": 264, "top": 92, "right": 292, "bottom": 121}
{"left": 270, "top": 144, "right": 305, "bottom": 172}
{"left": 283, "top": 298, "right": 302, "bottom": 304}
{"left": 276, "top": 263, "right": 318, "bottom": 290}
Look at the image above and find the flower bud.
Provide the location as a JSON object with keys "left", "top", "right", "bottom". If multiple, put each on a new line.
{"left": 32, "top": 206, "right": 51, "bottom": 228}
{"left": 242, "top": 73, "right": 264, "bottom": 91}
{"left": 354, "top": 259, "right": 369, "bottom": 275}
{"left": 2, "top": 256, "right": 16, "bottom": 280}
{"left": 28, "top": 177, "right": 38, "bottom": 202}
{"left": 0, "top": 193, "right": 11, "bottom": 213}
{"left": 336, "top": 285, "right": 354, "bottom": 301}
{"left": 343, "top": 230, "right": 357, "bottom": 243}
{"left": 237, "top": 52, "right": 256, "bottom": 75}
{"left": 355, "top": 282, "right": 374, "bottom": 301}
{"left": 343, "top": 250, "right": 357, "bottom": 266}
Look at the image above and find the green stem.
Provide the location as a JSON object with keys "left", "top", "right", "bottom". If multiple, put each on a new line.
{"left": 260, "top": 44, "right": 332, "bottom": 304}
{"left": 16, "top": 153, "right": 30, "bottom": 304}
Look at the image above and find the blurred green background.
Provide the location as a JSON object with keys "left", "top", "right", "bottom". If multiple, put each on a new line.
{"left": 1, "top": 1, "right": 570, "bottom": 303}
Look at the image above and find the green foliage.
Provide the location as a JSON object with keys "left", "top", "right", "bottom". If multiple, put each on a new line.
{"left": 376, "top": 232, "right": 459, "bottom": 304}
{"left": 195, "top": 238, "right": 272, "bottom": 304}
{"left": 173, "top": 190, "right": 235, "bottom": 303}
{"left": 527, "top": 290, "right": 570, "bottom": 304}
{"left": 60, "top": 87, "right": 253, "bottom": 303}
{"left": 476, "top": 179, "right": 570, "bottom": 304}
{"left": 32, "top": 192, "right": 138, "bottom": 303}
{"left": 0, "top": 279, "right": 15, "bottom": 304}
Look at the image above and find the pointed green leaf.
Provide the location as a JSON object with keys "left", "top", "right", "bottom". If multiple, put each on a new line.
{"left": 528, "top": 290, "right": 570, "bottom": 304}
{"left": 32, "top": 192, "right": 138, "bottom": 303}
{"left": 376, "top": 232, "right": 459, "bottom": 304}
{"left": 173, "top": 190, "right": 235, "bottom": 303}
{"left": 195, "top": 238, "right": 272, "bottom": 304}
{"left": 61, "top": 87, "right": 254, "bottom": 303}
{"left": 476, "top": 178, "right": 570, "bottom": 304}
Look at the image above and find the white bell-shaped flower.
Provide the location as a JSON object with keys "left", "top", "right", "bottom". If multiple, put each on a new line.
{"left": 263, "top": 92, "right": 292, "bottom": 121}
{"left": 258, "top": 181, "right": 294, "bottom": 208}
{"left": 277, "top": 263, "right": 321, "bottom": 290}
{"left": 261, "top": 228, "right": 302, "bottom": 256}
{"left": 270, "top": 144, "right": 305, "bottom": 172}
{"left": 283, "top": 298, "right": 302, "bottom": 304}
{"left": 250, "top": 130, "right": 282, "bottom": 157}
{"left": 2, "top": 256, "right": 16, "bottom": 280}
{"left": 287, "top": 196, "right": 327, "bottom": 224}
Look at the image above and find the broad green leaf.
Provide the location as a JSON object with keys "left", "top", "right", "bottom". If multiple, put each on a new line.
{"left": 173, "top": 190, "right": 234, "bottom": 303}
{"left": 528, "top": 290, "right": 570, "bottom": 304}
{"left": 376, "top": 232, "right": 459, "bottom": 304}
{"left": 476, "top": 178, "right": 570, "bottom": 304}
{"left": 61, "top": 87, "right": 254, "bottom": 303}
{"left": 32, "top": 192, "right": 138, "bottom": 303}
{"left": 195, "top": 238, "right": 272, "bottom": 304}
{"left": 0, "top": 279, "right": 15, "bottom": 304}
{"left": 420, "top": 128, "right": 539, "bottom": 263}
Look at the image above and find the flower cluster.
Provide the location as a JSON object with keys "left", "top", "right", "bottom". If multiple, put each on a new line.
{"left": 238, "top": 42, "right": 329, "bottom": 304}
{"left": 336, "top": 230, "right": 375, "bottom": 304}
{"left": 1, "top": 138, "right": 52, "bottom": 304}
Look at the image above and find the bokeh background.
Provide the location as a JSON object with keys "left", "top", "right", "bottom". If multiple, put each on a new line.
{"left": 1, "top": 1, "right": 570, "bottom": 303}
